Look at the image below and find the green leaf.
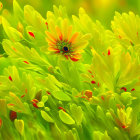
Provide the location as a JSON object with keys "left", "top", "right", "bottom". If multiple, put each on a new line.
{"left": 51, "top": 90, "right": 71, "bottom": 101}
{"left": 58, "top": 60, "right": 81, "bottom": 90}
{"left": 41, "top": 110, "right": 54, "bottom": 123}
{"left": 101, "top": 131, "right": 111, "bottom": 140}
{"left": 64, "top": 130, "right": 76, "bottom": 140}
{"left": 8, "top": 92, "right": 29, "bottom": 114}
{"left": 70, "top": 104, "right": 83, "bottom": 125}
{"left": 44, "top": 107, "right": 50, "bottom": 112}
{"left": 93, "top": 131, "right": 111, "bottom": 140}
{"left": 93, "top": 131, "right": 102, "bottom": 140}
{"left": 42, "top": 95, "right": 48, "bottom": 103}
{"left": 121, "top": 92, "right": 133, "bottom": 105}
{"left": 97, "top": 106, "right": 104, "bottom": 117}
{"left": 14, "top": 119, "right": 24, "bottom": 135}
{"left": 131, "top": 124, "right": 140, "bottom": 137}
{"left": 53, "top": 5, "right": 68, "bottom": 18}
{"left": 59, "top": 110, "right": 75, "bottom": 125}
{"left": 37, "top": 102, "right": 44, "bottom": 107}
{"left": 92, "top": 50, "right": 114, "bottom": 90}
{"left": 2, "top": 39, "right": 49, "bottom": 67}
{"left": 0, "top": 99, "right": 7, "bottom": 117}
{"left": 13, "top": 0, "right": 24, "bottom": 21}
{"left": 48, "top": 74, "right": 62, "bottom": 88}
{"left": 2, "top": 17, "right": 23, "bottom": 41}
{"left": 24, "top": 5, "right": 46, "bottom": 31}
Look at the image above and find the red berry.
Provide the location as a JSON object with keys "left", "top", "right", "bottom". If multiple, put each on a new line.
{"left": 91, "top": 81, "right": 96, "bottom": 84}
{"left": 10, "top": 111, "right": 17, "bottom": 121}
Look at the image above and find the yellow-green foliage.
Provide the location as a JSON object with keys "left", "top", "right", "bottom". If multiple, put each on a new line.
{"left": 0, "top": 0, "right": 140, "bottom": 140}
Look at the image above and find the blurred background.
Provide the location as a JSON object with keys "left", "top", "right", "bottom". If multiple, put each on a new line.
{"left": 1, "top": 0, "right": 140, "bottom": 29}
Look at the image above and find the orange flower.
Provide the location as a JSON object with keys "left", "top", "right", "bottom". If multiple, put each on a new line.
{"left": 46, "top": 19, "right": 89, "bottom": 61}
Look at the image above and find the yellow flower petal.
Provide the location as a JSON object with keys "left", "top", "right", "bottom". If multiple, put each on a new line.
{"left": 72, "top": 41, "right": 88, "bottom": 50}
{"left": 45, "top": 31, "right": 57, "bottom": 42}
{"left": 48, "top": 47, "right": 59, "bottom": 52}
{"left": 69, "top": 32, "right": 79, "bottom": 43}
{"left": 67, "top": 25, "right": 72, "bottom": 40}
{"left": 56, "top": 26, "right": 63, "bottom": 40}
{"left": 62, "top": 18, "right": 68, "bottom": 40}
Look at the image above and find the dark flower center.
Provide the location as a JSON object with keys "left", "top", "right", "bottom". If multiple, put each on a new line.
{"left": 56, "top": 40, "right": 71, "bottom": 54}
{"left": 63, "top": 46, "right": 69, "bottom": 52}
